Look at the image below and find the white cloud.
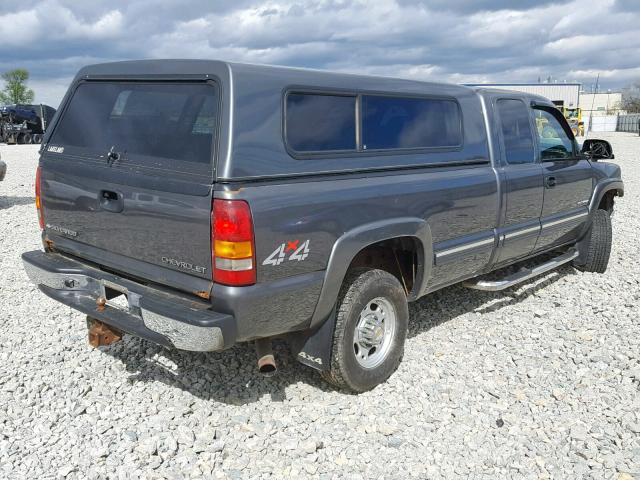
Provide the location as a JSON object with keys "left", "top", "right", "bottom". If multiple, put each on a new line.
{"left": 61, "top": 9, "right": 124, "bottom": 39}
{"left": 30, "top": 76, "right": 73, "bottom": 107}
{"left": 0, "top": 3, "right": 124, "bottom": 45}
{"left": 0, "top": 10, "right": 40, "bottom": 45}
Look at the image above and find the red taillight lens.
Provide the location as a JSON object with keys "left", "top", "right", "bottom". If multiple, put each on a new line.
{"left": 212, "top": 199, "right": 256, "bottom": 286}
{"left": 35, "top": 166, "right": 44, "bottom": 230}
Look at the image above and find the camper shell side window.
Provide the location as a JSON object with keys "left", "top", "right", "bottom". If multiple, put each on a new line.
{"left": 284, "top": 90, "right": 464, "bottom": 158}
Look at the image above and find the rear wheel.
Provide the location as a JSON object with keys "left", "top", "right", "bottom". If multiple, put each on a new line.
{"left": 574, "top": 209, "right": 612, "bottom": 273}
{"left": 322, "top": 268, "right": 408, "bottom": 392}
{"left": 22, "top": 133, "right": 33, "bottom": 144}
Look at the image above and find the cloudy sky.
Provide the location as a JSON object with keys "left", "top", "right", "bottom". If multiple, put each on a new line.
{"left": 0, "top": 0, "right": 638, "bottom": 107}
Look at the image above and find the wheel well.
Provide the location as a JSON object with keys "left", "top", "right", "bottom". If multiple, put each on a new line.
{"left": 347, "top": 237, "right": 421, "bottom": 296}
{"left": 598, "top": 190, "right": 618, "bottom": 214}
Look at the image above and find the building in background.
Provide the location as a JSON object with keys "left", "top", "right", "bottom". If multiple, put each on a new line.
{"left": 464, "top": 83, "right": 582, "bottom": 109}
{"left": 579, "top": 91, "right": 624, "bottom": 116}
{"left": 465, "top": 83, "right": 584, "bottom": 134}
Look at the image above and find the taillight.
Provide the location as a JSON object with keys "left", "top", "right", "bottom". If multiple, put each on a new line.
{"left": 35, "top": 166, "right": 44, "bottom": 230}
{"left": 212, "top": 199, "right": 256, "bottom": 286}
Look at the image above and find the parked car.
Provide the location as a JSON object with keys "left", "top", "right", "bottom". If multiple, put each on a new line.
{"left": 22, "top": 60, "right": 623, "bottom": 392}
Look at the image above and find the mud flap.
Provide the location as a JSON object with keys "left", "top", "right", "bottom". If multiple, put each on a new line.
{"left": 290, "top": 306, "right": 336, "bottom": 372}
{"left": 573, "top": 216, "right": 594, "bottom": 267}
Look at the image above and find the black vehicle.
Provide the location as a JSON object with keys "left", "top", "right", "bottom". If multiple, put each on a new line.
{"left": 0, "top": 104, "right": 56, "bottom": 144}
{"left": 22, "top": 60, "right": 623, "bottom": 391}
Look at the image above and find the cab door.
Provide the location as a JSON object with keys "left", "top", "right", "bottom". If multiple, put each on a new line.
{"left": 531, "top": 106, "right": 593, "bottom": 251}
{"left": 493, "top": 98, "right": 544, "bottom": 266}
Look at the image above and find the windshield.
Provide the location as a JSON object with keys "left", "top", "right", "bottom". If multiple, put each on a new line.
{"left": 49, "top": 82, "right": 218, "bottom": 176}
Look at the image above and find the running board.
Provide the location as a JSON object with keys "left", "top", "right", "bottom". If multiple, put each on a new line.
{"left": 463, "top": 249, "right": 578, "bottom": 292}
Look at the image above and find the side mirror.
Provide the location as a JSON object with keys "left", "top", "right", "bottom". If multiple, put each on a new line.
{"left": 581, "top": 139, "right": 614, "bottom": 161}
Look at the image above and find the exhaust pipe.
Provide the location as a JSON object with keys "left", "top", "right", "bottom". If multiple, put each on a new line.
{"left": 255, "top": 338, "right": 277, "bottom": 377}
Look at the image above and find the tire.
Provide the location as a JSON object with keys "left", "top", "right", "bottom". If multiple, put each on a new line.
{"left": 22, "top": 133, "right": 33, "bottom": 145}
{"left": 574, "top": 209, "right": 612, "bottom": 274}
{"left": 17, "top": 133, "right": 25, "bottom": 144}
{"left": 32, "top": 134, "right": 42, "bottom": 144}
{"left": 322, "top": 268, "right": 408, "bottom": 392}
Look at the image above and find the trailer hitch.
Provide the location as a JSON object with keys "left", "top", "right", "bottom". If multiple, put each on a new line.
{"left": 87, "top": 316, "right": 123, "bottom": 348}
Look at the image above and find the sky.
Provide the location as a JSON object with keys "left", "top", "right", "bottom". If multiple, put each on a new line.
{"left": 0, "top": 0, "right": 638, "bottom": 107}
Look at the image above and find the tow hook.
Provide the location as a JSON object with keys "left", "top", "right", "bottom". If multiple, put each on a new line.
{"left": 87, "top": 316, "right": 123, "bottom": 348}
{"left": 255, "top": 338, "right": 277, "bottom": 377}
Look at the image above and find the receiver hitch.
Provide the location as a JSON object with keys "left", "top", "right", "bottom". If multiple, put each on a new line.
{"left": 87, "top": 316, "right": 123, "bottom": 347}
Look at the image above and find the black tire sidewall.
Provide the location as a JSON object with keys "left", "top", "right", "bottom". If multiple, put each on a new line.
{"left": 576, "top": 209, "right": 612, "bottom": 273}
{"left": 337, "top": 271, "right": 408, "bottom": 391}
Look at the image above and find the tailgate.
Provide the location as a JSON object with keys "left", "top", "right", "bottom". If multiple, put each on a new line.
{"left": 40, "top": 81, "right": 219, "bottom": 292}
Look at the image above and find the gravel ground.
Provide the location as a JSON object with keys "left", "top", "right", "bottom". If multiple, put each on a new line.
{"left": 1, "top": 133, "right": 639, "bottom": 480}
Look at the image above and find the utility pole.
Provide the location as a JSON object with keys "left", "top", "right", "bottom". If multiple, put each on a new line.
{"left": 587, "top": 73, "right": 600, "bottom": 135}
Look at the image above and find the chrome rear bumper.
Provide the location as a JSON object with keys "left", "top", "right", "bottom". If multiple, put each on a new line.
{"left": 22, "top": 250, "right": 237, "bottom": 351}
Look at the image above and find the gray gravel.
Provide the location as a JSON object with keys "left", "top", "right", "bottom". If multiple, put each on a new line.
{"left": 1, "top": 133, "right": 639, "bottom": 479}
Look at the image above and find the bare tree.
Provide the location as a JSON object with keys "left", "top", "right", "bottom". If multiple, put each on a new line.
{"left": 0, "top": 69, "right": 35, "bottom": 105}
{"left": 621, "top": 81, "right": 640, "bottom": 113}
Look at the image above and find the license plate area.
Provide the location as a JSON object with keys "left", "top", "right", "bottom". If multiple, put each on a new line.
{"left": 101, "top": 280, "right": 130, "bottom": 312}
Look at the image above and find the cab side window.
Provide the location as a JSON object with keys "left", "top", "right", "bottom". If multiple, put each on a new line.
{"left": 496, "top": 99, "right": 535, "bottom": 164}
{"left": 533, "top": 108, "right": 574, "bottom": 161}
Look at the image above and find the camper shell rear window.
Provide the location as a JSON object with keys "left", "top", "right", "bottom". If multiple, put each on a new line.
{"left": 48, "top": 81, "right": 219, "bottom": 176}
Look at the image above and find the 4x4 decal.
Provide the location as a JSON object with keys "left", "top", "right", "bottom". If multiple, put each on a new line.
{"left": 262, "top": 240, "right": 310, "bottom": 266}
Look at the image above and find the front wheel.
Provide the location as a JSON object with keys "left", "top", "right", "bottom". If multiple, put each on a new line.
{"left": 574, "top": 209, "right": 612, "bottom": 273}
{"left": 322, "top": 269, "right": 408, "bottom": 392}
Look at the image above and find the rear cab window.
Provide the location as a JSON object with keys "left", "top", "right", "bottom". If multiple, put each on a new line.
{"left": 496, "top": 99, "right": 535, "bottom": 165}
{"left": 48, "top": 82, "right": 219, "bottom": 177}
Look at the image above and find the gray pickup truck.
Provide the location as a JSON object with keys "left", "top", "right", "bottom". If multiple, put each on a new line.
{"left": 22, "top": 60, "right": 623, "bottom": 392}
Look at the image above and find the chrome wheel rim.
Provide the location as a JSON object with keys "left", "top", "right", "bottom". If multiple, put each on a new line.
{"left": 353, "top": 297, "right": 396, "bottom": 369}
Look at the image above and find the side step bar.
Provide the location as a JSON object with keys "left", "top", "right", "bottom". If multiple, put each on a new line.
{"left": 464, "top": 249, "right": 578, "bottom": 292}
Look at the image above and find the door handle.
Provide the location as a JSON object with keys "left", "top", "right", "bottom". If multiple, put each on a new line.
{"left": 99, "top": 189, "right": 124, "bottom": 213}
{"left": 545, "top": 176, "right": 557, "bottom": 188}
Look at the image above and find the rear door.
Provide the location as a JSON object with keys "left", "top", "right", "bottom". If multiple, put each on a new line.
{"left": 493, "top": 98, "right": 543, "bottom": 266}
{"left": 40, "top": 81, "right": 219, "bottom": 293}
{"left": 531, "top": 106, "right": 593, "bottom": 251}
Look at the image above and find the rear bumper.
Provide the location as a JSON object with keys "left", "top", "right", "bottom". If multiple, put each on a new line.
{"left": 22, "top": 250, "right": 237, "bottom": 351}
